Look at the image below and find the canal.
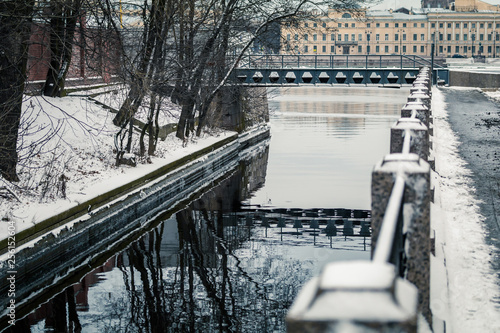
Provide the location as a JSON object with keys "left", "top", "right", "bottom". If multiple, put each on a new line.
{"left": 6, "top": 86, "right": 409, "bottom": 333}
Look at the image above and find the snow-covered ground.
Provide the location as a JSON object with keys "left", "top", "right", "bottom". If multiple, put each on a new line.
{"left": 0, "top": 90, "right": 234, "bottom": 241}
{"left": 430, "top": 87, "right": 500, "bottom": 332}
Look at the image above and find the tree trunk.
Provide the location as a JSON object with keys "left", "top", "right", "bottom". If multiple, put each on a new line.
{"left": 43, "top": 0, "right": 81, "bottom": 97}
{"left": 0, "top": 0, "right": 35, "bottom": 181}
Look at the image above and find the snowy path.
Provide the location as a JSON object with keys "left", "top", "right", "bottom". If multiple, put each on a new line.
{"left": 431, "top": 87, "right": 500, "bottom": 332}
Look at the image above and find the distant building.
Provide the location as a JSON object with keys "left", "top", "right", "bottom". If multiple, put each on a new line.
{"left": 281, "top": 0, "right": 500, "bottom": 58}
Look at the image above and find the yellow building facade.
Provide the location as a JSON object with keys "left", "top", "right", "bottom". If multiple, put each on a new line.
{"left": 281, "top": 0, "right": 500, "bottom": 58}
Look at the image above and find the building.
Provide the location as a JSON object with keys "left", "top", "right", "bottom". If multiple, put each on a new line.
{"left": 281, "top": 0, "right": 500, "bottom": 58}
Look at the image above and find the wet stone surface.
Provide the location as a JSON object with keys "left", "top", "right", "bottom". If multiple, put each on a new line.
{"left": 441, "top": 88, "right": 500, "bottom": 282}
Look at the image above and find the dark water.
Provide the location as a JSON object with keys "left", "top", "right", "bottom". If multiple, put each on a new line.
{"left": 10, "top": 87, "right": 409, "bottom": 333}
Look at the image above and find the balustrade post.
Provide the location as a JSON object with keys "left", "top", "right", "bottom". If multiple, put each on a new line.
{"left": 401, "top": 101, "right": 431, "bottom": 127}
{"left": 286, "top": 261, "right": 418, "bottom": 332}
{"left": 390, "top": 118, "right": 429, "bottom": 161}
{"left": 371, "top": 154, "right": 432, "bottom": 325}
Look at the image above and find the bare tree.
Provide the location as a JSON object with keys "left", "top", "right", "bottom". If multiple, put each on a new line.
{"left": 42, "top": 0, "right": 83, "bottom": 97}
{"left": 0, "top": 0, "right": 36, "bottom": 181}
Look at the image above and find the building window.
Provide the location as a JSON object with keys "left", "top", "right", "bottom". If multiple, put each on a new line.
{"left": 488, "top": 45, "right": 492, "bottom": 53}
{"left": 295, "top": 45, "right": 299, "bottom": 52}
{"left": 304, "top": 23, "right": 308, "bottom": 27}
{"left": 403, "top": 45, "right": 406, "bottom": 53}
{"left": 338, "top": 34, "right": 341, "bottom": 41}
{"left": 367, "top": 45, "right": 370, "bottom": 53}
{"left": 342, "top": 13, "right": 352, "bottom": 18}
{"left": 385, "top": 45, "right": 389, "bottom": 52}
{"left": 497, "top": 23, "right": 500, "bottom": 28}
{"left": 456, "top": 34, "right": 460, "bottom": 41}
{"left": 287, "top": 34, "right": 290, "bottom": 41}
{"left": 464, "top": 34, "right": 468, "bottom": 41}
{"left": 456, "top": 45, "right": 460, "bottom": 53}
{"left": 447, "top": 34, "right": 451, "bottom": 41}
{"left": 385, "top": 23, "right": 389, "bottom": 27}
{"left": 480, "top": 23, "right": 484, "bottom": 28}
{"left": 488, "top": 23, "right": 492, "bottom": 28}
{"left": 439, "top": 45, "right": 443, "bottom": 53}
{"left": 488, "top": 34, "right": 492, "bottom": 41}
{"left": 358, "top": 45, "right": 362, "bottom": 53}
{"left": 338, "top": 23, "right": 342, "bottom": 28}
{"left": 313, "top": 45, "right": 317, "bottom": 53}
{"left": 304, "top": 45, "right": 308, "bottom": 53}
{"left": 456, "top": 23, "right": 460, "bottom": 28}
{"left": 376, "top": 34, "right": 380, "bottom": 41}
{"left": 352, "top": 23, "right": 355, "bottom": 27}
{"left": 403, "top": 23, "right": 406, "bottom": 27}
{"left": 420, "top": 45, "right": 425, "bottom": 53}
{"left": 331, "top": 45, "right": 335, "bottom": 52}
{"left": 480, "top": 34, "right": 484, "bottom": 41}
{"left": 385, "top": 34, "right": 389, "bottom": 41}
{"left": 421, "top": 23, "right": 425, "bottom": 28}
{"left": 464, "top": 23, "right": 468, "bottom": 28}
{"left": 447, "top": 46, "right": 451, "bottom": 53}
{"left": 331, "top": 34, "right": 335, "bottom": 41}
{"left": 414, "top": 23, "right": 417, "bottom": 28}
{"left": 376, "top": 45, "right": 380, "bottom": 53}
{"left": 322, "top": 22, "right": 326, "bottom": 28}
{"left": 472, "top": 23, "right": 476, "bottom": 28}
{"left": 413, "top": 34, "right": 417, "bottom": 41}
{"left": 413, "top": 45, "right": 417, "bottom": 52}
{"left": 447, "top": 23, "right": 451, "bottom": 28}
{"left": 345, "top": 34, "right": 349, "bottom": 41}
{"left": 294, "top": 34, "right": 298, "bottom": 40}
{"left": 367, "top": 23, "right": 371, "bottom": 28}
{"left": 421, "top": 34, "right": 425, "bottom": 41}
{"left": 304, "top": 34, "right": 308, "bottom": 41}
{"left": 322, "top": 34, "right": 326, "bottom": 41}
{"left": 395, "top": 34, "right": 399, "bottom": 41}
{"left": 322, "top": 45, "right": 326, "bottom": 52}
{"left": 395, "top": 45, "right": 399, "bottom": 53}
{"left": 403, "top": 34, "right": 406, "bottom": 41}
{"left": 439, "top": 23, "right": 443, "bottom": 28}
{"left": 345, "top": 23, "right": 348, "bottom": 28}
{"left": 358, "top": 34, "right": 362, "bottom": 41}
{"left": 395, "top": 23, "right": 399, "bottom": 27}
{"left": 313, "top": 23, "right": 317, "bottom": 27}
{"left": 376, "top": 23, "right": 380, "bottom": 27}
{"left": 439, "top": 33, "right": 443, "bottom": 41}
{"left": 431, "top": 23, "right": 435, "bottom": 28}
{"left": 313, "top": 34, "right": 317, "bottom": 41}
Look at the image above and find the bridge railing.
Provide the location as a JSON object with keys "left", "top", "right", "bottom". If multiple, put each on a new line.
{"left": 286, "top": 68, "right": 433, "bottom": 332}
{"left": 236, "top": 54, "right": 445, "bottom": 70}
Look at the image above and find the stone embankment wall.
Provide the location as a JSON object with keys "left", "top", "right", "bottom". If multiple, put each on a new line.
{"left": 449, "top": 70, "right": 500, "bottom": 88}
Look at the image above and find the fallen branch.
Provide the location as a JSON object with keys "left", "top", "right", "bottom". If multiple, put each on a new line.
{"left": 0, "top": 177, "right": 22, "bottom": 202}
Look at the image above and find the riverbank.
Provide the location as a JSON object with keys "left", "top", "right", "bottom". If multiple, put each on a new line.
{"left": 0, "top": 90, "right": 263, "bottom": 251}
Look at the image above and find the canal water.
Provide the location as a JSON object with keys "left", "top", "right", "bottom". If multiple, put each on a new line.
{"left": 10, "top": 86, "right": 409, "bottom": 333}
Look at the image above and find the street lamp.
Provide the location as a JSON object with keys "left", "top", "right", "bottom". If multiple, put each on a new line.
{"left": 365, "top": 30, "right": 371, "bottom": 55}
{"left": 397, "top": 29, "right": 405, "bottom": 54}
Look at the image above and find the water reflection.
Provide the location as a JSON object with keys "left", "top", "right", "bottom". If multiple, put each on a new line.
{"left": 247, "top": 86, "right": 409, "bottom": 209}
{"left": 18, "top": 148, "right": 370, "bottom": 333}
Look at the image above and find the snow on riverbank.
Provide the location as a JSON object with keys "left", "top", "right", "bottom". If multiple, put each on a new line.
{"left": 0, "top": 93, "right": 234, "bottom": 242}
{"left": 431, "top": 87, "right": 500, "bottom": 332}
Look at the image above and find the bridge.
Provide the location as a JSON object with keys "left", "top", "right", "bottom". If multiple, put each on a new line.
{"left": 233, "top": 54, "right": 449, "bottom": 86}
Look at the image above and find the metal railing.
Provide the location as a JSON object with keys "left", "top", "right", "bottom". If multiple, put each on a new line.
{"left": 236, "top": 54, "right": 446, "bottom": 70}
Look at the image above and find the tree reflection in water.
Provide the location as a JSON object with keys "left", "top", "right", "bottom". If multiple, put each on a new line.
{"left": 20, "top": 146, "right": 368, "bottom": 332}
